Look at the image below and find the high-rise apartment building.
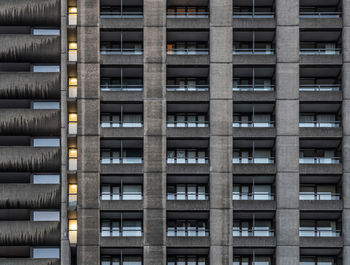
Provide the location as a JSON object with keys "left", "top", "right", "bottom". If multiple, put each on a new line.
{"left": 0, "top": 0, "right": 349, "bottom": 264}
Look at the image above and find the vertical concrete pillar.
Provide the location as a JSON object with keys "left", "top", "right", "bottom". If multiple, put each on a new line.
{"left": 143, "top": 0, "right": 167, "bottom": 264}
{"left": 342, "top": 1, "right": 350, "bottom": 264}
{"left": 210, "top": 1, "right": 233, "bottom": 264}
{"left": 275, "top": 0, "right": 300, "bottom": 264}
{"left": 77, "top": 0, "right": 100, "bottom": 264}
{"left": 60, "top": 0, "right": 70, "bottom": 264}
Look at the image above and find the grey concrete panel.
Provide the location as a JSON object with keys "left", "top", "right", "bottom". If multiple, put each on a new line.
{"left": 276, "top": 0, "right": 299, "bottom": 26}
{"left": 78, "top": 172, "right": 100, "bottom": 209}
{"left": 77, "top": 245, "right": 99, "bottom": 265}
{"left": 276, "top": 27, "right": 299, "bottom": 63}
{"left": 210, "top": 136, "right": 233, "bottom": 173}
{"left": 276, "top": 136, "right": 299, "bottom": 172}
{"left": 210, "top": 209, "right": 233, "bottom": 246}
{"left": 276, "top": 209, "right": 299, "bottom": 245}
{"left": 143, "top": 172, "right": 166, "bottom": 209}
{"left": 77, "top": 208, "right": 100, "bottom": 245}
{"left": 276, "top": 172, "right": 299, "bottom": 209}
{"left": 143, "top": 208, "right": 166, "bottom": 245}
{"left": 210, "top": 100, "right": 233, "bottom": 136}
{"left": 276, "top": 100, "right": 299, "bottom": 135}
{"left": 78, "top": 26, "right": 100, "bottom": 63}
{"left": 210, "top": 172, "right": 232, "bottom": 209}
{"left": 144, "top": 27, "right": 166, "bottom": 63}
{"left": 78, "top": 136, "right": 100, "bottom": 172}
{"left": 210, "top": 27, "right": 233, "bottom": 63}
{"left": 210, "top": 246, "right": 233, "bottom": 265}
{"left": 276, "top": 63, "right": 299, "bottom": 100}
{"left": 276, "top": 246, "right": 299, "bottom": 265}
{"left": 144, "top": 63, "right": 166, "bottom": 99}
{"left": 210, "top": 0, "right": 232, "bottom": 26}
{"left": 78, "top": 63, "right": 100, "bottom": 99}
{"left": 77, "top": 99, "right": 100, "bottom": 136}
{"left": 210, "top": 63, "right": 233, "bottom": 100}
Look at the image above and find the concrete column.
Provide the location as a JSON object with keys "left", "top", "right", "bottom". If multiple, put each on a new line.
{"left": 210, "top": 1, "right": 233, "bottom": 264}
{"left": 342, "top": 1, "right": 350, "bottom": 264}
{"left": 60, "top": 0, "right": 70, "bottom": 264}
{"left": 275, "top": 0, "right": 300, "bottom": 264}
{"left": 143, "top": 1, "right": 167, "bottom": 264}
{"left": 77, "top": 0, "right": 100, "bottom": 264}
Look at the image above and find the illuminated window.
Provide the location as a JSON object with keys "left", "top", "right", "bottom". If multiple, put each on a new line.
{"left": 68, "top": 77, "right": 78, "bottom": 98}
{"left": 69, "top": 42, "right": 78, "bottom": 61}
{"left": 69, "top": 219, "right": 77, "bottom": 244}
{"left": 68, "top": 113, "right": 78, "bottom": 134}
{"left": 69, "top": 149, "right": 78, "bottom": 171}
{"left": 68, "top": 7, "right": 78, "bottom": 25}
{"left": 69, "top": 184, "right": 78, "bottom": 207}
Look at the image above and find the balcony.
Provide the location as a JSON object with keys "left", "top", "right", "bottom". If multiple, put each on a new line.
{"left": 167, "top": 48, "right": 209, "bottom": 55}
{"left": 299, "top": 227, "right": 340, "bottom": 237}
{"left": 0, "top": 184, "right": 60, "bottom": 208}
{"left": 300, "top": 11, "right": 341, "bottom": 18}
{"left": 0, "top": 72, "right": 60, "bottom": 99}
{"left": 0, "top": 0, "right": 60, "bottom": 26}
{"left": 233, "top": 48, "right": 274, "bottom": 55}
{"left": 101, "top": 184, "right": 142, "bottom": 201}
{"left": 300, "top": 48, "right": 341, "bottom": 55}
{"left": 167, "top": 7, "right": 209, "bottom": 18}
{"left": 233, "top": 157, "right": 274, "bottom": 164}
{"left": 299, "top": 157, "right": 340, "bottom": 164}
{"left": 0, "top": 259, "right": 59, "bottom": 265}
{"left": 100, "top": 0, "right": 143, "bottom": 18}
{"left": 299, "top": 121, "right": 340, "bottom": 128}
{"left": 0, "top": 221, "right": 60, "bottom": 245}
{"left": 233, "top": 0, "right": 275, "bottom": 19}
{"left": 0, "top": 35, "right": 60, "bottom": 62}
{"left": 101, "top": 153, "right": 143, "bottom": 164}
{"left": 232, "top": 85, "right": 274, "bottom": 92}
{"left": 0, "top": 146, "right": 60, "bottom": 171}
{"left": 233, "top": 228, "right": 274, "bottom": 237}
{"left": 233, "top": 192, "right": 274, "bottom": 201}
{"left": 299, "top": 84, "right": 340, "bottom": 92}
{"left": 299, "top": 192, "right": 340, "bottom": 201}
{"left": 0, "top": 109, "right": 60, "bottom": 135}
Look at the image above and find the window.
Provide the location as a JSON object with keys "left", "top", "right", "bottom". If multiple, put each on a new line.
{"left": 33, "top": 211, "right": 60, "bottom": 221}
{"left": 33, "top": 65, "right": 60, "bottom": 72}
{"left": 233, "top": 184, "right": 273, "bottom": 200}
{"left": 33, "top": 138, "right": 60, "bottom": 147}
{"left": 101, "top": 184, "right": 142, "bottom": 200}
{"left": 33, "top": 248, "right": 60, "bottom": 258}
{"left": 167, "top": 184, "right": 207, "bottom": 200}
{"left": 33, "top": 174, "right": 60, "bottom": 184}
{"left": 300, "top": 256, "right": 335, "bottom": 265}
{"left": 101, "top": 256, "right": 142, "bottom": 265}
{"left": 32, "top": 101, "right": 60, "bottom": 109}
{"left": 33, "top": 29, "right": 60, "bottom": 35}
{"left": 167, "top": 256, "right": 207, "bottom": 265}
{"left": 101, "top": 220, "right": 142, "bottom": 237}
{"left": 167, "top": 220, "right": 208, "bottom": 236}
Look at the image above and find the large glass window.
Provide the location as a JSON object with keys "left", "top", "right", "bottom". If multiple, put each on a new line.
{"left": 33, "top": 211, "right": 60, "bottom": 221}
{"left": 33, "top": 248, "right": 60, "bottom": 258}
{"left": 33, "top": 65, "right": 60, "bottom": 72}
{"left": 33, "top": 174, "right": 60, "bottom": 184}
{"left": 32, "top": 101, "right": 60, "bottom": 110}
{"left": 33, "top": 138, "right": 60, "bottom": 147}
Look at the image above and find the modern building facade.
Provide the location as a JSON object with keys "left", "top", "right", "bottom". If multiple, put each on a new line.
{"left": 0, "top": 0, "right": 349, "bottom": 264}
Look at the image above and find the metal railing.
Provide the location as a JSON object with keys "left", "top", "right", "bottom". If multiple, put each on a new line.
{"left": 167, "top": 192, "right": 209, "bottom": 200}
{"left": 299, "top": 48, "right": 341, "bottom": 55}
{"left": 167, "top": 157, "right": 209, "bottom": 164}
{"left": 299, "top": 228, "right": 341, "bottom": 237}
{"left": 299, "top": 192, "right": 340, "bottom": 200}
{"left": 232, "top": 157, "right": 275, "bottom": 164}
{"left": 101, "top": 227, "right": 143, "bottom": 237}
{"left": 299, "top": 121, "right": 340, "bottom": 128}
{"left": 233, "top": 85, "right": 274, "bottom": 91}
{"left": 101, "top": 121, "right": 143, "bottom": 128}
{"left": 167, "top": 85, "right": 209, "bottom": 91}
{"left": 233, "top": 228, "right": 275, "bottom": 237}
{"left": 101, "top": 192, "right": 143, "bottom": 200}
{"left": 299, "top": 157, "right": 341, "bottom": 164}
{"left": 167, "top": 228, "right": 209, "bottom": 237}
{"left": 233, "top": 48, "right": 275, "bottom": 55}
{"left": 167, "top": 48, "right": 209, "bottom": 55}
{"left": 233, "top": 192, "right": 274, "bottom": 200}
{"left": 167, "top": 121, "right": 209, "bottom": 128}
{"left": 299, "top": 84, "right": 340, "bottom": 91}
{"left": 100, "top": 48, "right": 143, "bottom": 55}
{"left": 167, "top": 12, "right": 209, "bottom": 18}
{"left": 233, "top": 12, "right": 275, "bottom": 18}
{"left": 101, "top": 157, "right": 143, "bottom": 164}
{"left": 233, "top": 121, "right": 274, "bottom": 128}
{"left": 300, "top": 12, "right": 341, "bottom": 18}
{"left": 100, "top": 85, "right": 143, "bottom": 91}
{"left": 100, "top": 12, "right": 143, "bottom": 18}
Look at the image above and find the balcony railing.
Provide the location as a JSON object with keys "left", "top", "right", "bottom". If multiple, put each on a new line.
{"left": 299, "top": 228, "right": 341, "bottom": 237}
{"left": 299, "top": 48, "right": 341, "bottom": 55}
{"left": 300, "top": 12, "right": 341, "bottom": 18}
{"left": 167, "top": 228, "right": 209, "bottom": 237}
{"left": 167, "top": 192, "right": 208, "bottom": 200}
{"left": 101, "top": 121, "right": 143, "bottom": 128}
{"left": 101, "top": 85, "right": 143, "bottom": 91}
{"left": 167, "top": 11, "right": 209, "bottom": 18}
{"left": 167, "top": 121, "right": 208, "bottom": 128}
{"left": 167, "top": 157, "right": 208, "bottom": 164}
{"left": 299, "top": 157, "right": 340, "bottom": 164}
{"left": 167, "top": 48, "right": 209, "bottom": 55}
{"left": 232, "top": 85, "right": 274, "bottom": 91}
{"left": 100, "top": 12, "right": 143, "bottom": 18}
{"left": 233, "top": 121, "right": 274, "bottom": 128}
{"left": 299, "top": 84, "right": 340, "bottom": 91}
{"left": 299, "top": 121, "right": 340, "bottom": 128}
{"left": 100, "top": 48, "right": 143, "bottom": 55}
{"left": 233, "top": 12, "right": 275, "bottom": 18}
{"left": 233, "top": 192, "right": 274, "bottom": 201}
{"left": 101, "top": 227, "right": 143, "bottom": 237}
{"left": 299, "top": 192, "right": 340, "bottom": 200}
{"left": 167, "top": 85, "right": 209, "bottom": 91}
{"left": 233, "top": 48, "right": 274, "bottom": 55}
{"left": 101, "top": 157, "right": 143, "bottom": 164}
{"left": 233, "top": 228, "right": 275, "bottom": 237}
{"left": 232, "top": 157, "right": 275, "bottom": 164}
{"left": 101, "top": 192, "right": 142, "bottom": 200}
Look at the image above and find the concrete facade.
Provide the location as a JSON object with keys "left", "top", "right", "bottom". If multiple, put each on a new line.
{"left": 0, "top": 0, "right": 349, "bottom": 264}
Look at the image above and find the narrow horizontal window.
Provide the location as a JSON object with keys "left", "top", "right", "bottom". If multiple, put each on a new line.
{"left": 33, "top": 174, "right": 60, "bottom": 184}
{"left": 33, "top": 138, "right": 60, "bottom": 147}
{"left": 33, "top": 211, "right": 60, "bottom": 221}
{"left": 33, "top": 29, "right": 60, "bottom": 35}
{"left": 33, "top": 248, "right": 60, "bottom": 258}
{"left": 32, "top": 101, "right": 60, "bottom": 109}
{"left": 33, "top": 65, "right": 60, "bottom": 72}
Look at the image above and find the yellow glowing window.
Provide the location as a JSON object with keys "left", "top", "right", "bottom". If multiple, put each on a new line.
{"left": 69, "top": 42, "right": 78, "bottom": 50}
{"left": 69, "top": 219, "right": 77, "bottom": 230}
{"left": 69, "top": 78, "right": 77, "bottom": 86}
{"left": 69, "top": 7, "right": 78, "bottom": 14}
{"left": 69, "top": 113, "right": 78, "bottom": 122}
{"left": 69, "top": 184, "right": 78, "bottom": 194}
{"left": 69, "top": 149, "right": 78, "bottom": 158}
{"left": 167, "top": 44, "right": 174, "bottom": 54}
